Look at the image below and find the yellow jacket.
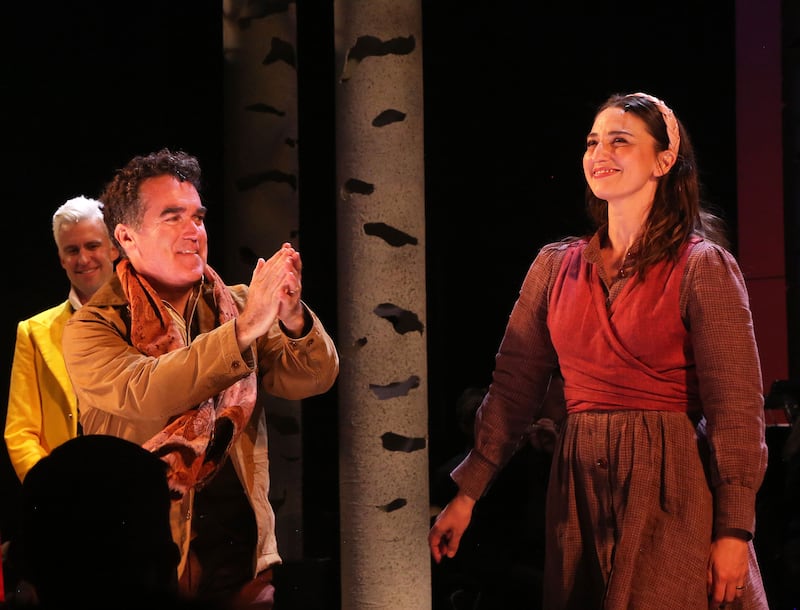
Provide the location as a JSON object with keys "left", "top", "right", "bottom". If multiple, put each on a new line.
{"left": 4, "top": 301, "right": 79, "bottom": 481}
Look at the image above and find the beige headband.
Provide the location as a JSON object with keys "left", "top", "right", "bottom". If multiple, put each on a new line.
{"left": 630, "top": 92, "right": 680, "bottom": 158}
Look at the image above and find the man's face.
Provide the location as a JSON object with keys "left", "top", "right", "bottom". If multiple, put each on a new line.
{"left": 56, "top": 217, "right": 118, "bottom": 303}
{"left": 115, "top": 175, "right": 208, "bottom": 300}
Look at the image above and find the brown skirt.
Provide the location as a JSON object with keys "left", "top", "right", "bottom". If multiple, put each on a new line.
{"left": 543, "top": 410, "right": 768, "bottom": 609}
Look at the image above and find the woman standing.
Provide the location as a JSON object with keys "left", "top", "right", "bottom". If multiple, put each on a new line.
{"left": 429, "top": 92, "right": 769, "bottom": 609}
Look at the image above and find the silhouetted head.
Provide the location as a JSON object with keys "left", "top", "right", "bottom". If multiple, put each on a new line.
{"left": 18, "top": 434, "right": 180, "bottom": 609}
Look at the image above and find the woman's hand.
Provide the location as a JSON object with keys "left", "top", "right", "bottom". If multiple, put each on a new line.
{"left": 428, "top": 491, "right": 476, "bottom": 563}
{"left": 707, "top": 536, "right": 749, "bottom": 608}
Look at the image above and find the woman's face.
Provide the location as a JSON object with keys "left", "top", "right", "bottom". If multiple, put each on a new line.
{"left": 583, "top": 106, "right": 669, "bottom": 208}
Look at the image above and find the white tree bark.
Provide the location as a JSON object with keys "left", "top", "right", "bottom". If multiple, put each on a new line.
{"left": 334, "top": 1, "right": 432, "bottom": 607}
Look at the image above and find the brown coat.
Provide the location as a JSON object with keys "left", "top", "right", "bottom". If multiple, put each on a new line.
{"left": 63, "top": 274, "right": 339, "bottom": 579}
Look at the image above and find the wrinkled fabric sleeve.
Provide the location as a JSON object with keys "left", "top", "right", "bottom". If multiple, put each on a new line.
{"left": 63, "top": 309, "right": 253, "bottom": 424}
{"left": 683, "top": 242, "right": 768, "bottom": 537}
{"left": 225, "top": 284, "right": 339, "bottom": 400}
{"left": 452, "top": 244, "right": 564, "bottom": 500}
{"left": 256, "top": 303, "right": 339, "bottom": 400}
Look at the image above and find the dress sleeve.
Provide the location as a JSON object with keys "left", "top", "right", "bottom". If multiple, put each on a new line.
{"left": 452, "top": 244, "right": 564, "bottom": 500}
{"left": 683, "top": 242, "right": 768, "bottom": 536}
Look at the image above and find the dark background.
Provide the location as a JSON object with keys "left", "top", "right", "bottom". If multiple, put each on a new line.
{"left": 3, "top": 1, "right": 797, "bottom": 608}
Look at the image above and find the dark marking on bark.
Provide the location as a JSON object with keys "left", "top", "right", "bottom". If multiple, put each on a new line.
{"left": 343, "top": 178, "right": 374, "bottom": 195}
{"left": 349, "top": 35, "right": 415, "bottom": 61}
{"left": 369, "top": 376, "right": 421, "bottom": 400}
{"left": 381, "top": 431, "right": 426, "bottom": 452}
{"left": 372, "top": 109, "right": 406, "bottom": 127}
{"left": 341, "top": 35, "right": 416, "bottom": 81}
{"left": 363, "top": 222, "right": 417, "bottom": 247}
{"left": 236, "top": 170, "right": 297, "bottom": 192}
{"left": 374, "top": 303, "right": 424, "bottom": 335}
{"left": 233, "top": 0, "right": 291, "bottom": 29}
{"left": 244, "top": 103, "right": 285, "bottom": 116}
{"left": 377, "top": 498, "right": 407, "bottom": 512}
{"left": 262, "top": 37, "right": 296, "bottom": 68}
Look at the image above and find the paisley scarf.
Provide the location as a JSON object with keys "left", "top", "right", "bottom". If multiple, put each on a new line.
{"left": 116, "top": 258, "right": 257, "bottom": 499}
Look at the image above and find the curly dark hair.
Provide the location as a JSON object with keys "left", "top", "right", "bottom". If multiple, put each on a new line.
{"left": 584, "top": 93, "right": 729, "bottom": 278}
{"left": 99, "top": 148, "right": 203, "bottom": 252}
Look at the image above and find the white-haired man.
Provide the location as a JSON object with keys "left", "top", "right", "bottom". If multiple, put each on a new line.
{"left": 4, "top": 195, "right": 118, "bottom": 481}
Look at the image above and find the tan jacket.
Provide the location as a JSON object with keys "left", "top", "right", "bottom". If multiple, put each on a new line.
{"left": 62, "top": 275, "right": 339, "bottom": 578}
{"left": 5, "top": 301, "right": 78, "bottom": 481}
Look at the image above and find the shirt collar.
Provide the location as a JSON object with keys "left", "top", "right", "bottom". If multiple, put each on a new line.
{"left": 67, "top": 286, "right": 83, "bottom": 312}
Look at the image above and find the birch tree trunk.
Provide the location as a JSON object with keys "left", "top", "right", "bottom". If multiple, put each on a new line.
{"left": 334, "top": 1, "right": 432, "bottom": 607}
{"left": 222, "top": 0, "right": 304, "bottom": 561}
